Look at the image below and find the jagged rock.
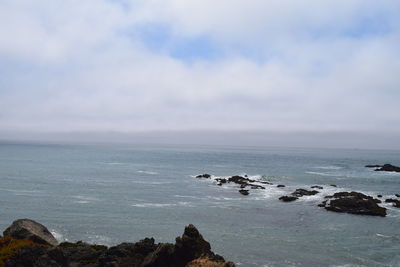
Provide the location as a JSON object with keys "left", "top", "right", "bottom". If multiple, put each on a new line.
{"left": 277, "top": 185, "right": 285, "bottom": 188}
{"left": 374, "top": 164, "right": 400, "bottom": 172}
{"left": 3, "top": 219, "right": 58, "bottom": 246}
{"left": 319, "top": 192, "right": 387, "bottom": 217}
{"left": 311, "top": 186, "right": 323, "bottom": 190}
{"left": 2, "top": 223, "right": 234, "bottom": 267}
{"left": 395, "top": 194, "right": 400, "bottom": 198}
{"left": 279, "top": 196, "right": 298, "bottom": 202}
{"left": 238, "top": 189, "right": 249, "bottom": 196}
{"left": 291, "top": 189, "right": 319, "bottom": 197}
{"left": 196, "top": 174, "right": 212, "bottom": 179}
{"left": 228, "top": 176, "right": 255, "bottom": 185}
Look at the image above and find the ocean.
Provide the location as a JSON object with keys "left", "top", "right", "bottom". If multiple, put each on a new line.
{"left": 0, "top": 142, "right": 399, "bottom": 266}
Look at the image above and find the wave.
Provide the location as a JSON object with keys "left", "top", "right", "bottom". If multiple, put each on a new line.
{"left": 137, "top": 170, "right": 159, "bottom": 175}
{"left": 305, "top": 171, "right": 341, "bottom": 177}
{"left": 131, "top": 201, "right": 193, "bottom": 208}
{"left": 50, "top": 230, "right": 66, "bottom": 242}
{"left": 72, "top": 195, "right": 100, "bottom": 204}
{"left": 312, "top": 166, "right": 343, "bottom": 170}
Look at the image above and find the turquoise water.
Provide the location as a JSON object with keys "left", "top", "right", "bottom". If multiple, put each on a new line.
{"left": 0, "top": 142, "right": 399, "bottom": 266}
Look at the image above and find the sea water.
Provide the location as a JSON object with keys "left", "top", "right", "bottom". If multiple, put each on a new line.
{"left": 0, "top": 142, "right": 399, "bottom": 266}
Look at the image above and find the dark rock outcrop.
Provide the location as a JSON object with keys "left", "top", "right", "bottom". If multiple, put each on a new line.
{"left": 319, "top": 192, "right": 387, "bottom": 217}
{"left": 374, "top": 164, "right": 400, "bottom": 172}
{"left": 196, "top": 174, "right": 212, "bottom": 179}
{"left": 277, "top": 185, "right": 285, "bottom": 188}
{"left": 279, "top": 196, "right": 298, "bottom": 202}
{"left": 330, "top": 184, "right": 337, "bottom": 187}
{"left": 3, "top": 219, "right": 58, "bottom": 247}
{"left": 3, "top": 223, "right": 234, "bottom": 267}
{"left": 228, "top": 176, "right": 256, "bottom": 185}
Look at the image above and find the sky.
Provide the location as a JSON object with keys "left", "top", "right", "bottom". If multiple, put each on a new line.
{"left": 0, "top": 1, "right": 399, "bottom": 148}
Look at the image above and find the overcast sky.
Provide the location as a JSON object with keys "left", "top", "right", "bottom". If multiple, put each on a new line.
{"left": 0, "top": 1, "right": 399, "bottom": 148}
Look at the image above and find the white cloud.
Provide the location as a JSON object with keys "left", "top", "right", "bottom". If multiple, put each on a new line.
{"left": 0, "top": 0, "right": 399, "bottom": 141}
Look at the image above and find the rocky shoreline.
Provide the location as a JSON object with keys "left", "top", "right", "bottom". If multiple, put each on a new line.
{"left": 0, "top": 219, "right": 235, "bottom": 267}
{"left": 195, "top": 167, "right": 400, "bottom": 217}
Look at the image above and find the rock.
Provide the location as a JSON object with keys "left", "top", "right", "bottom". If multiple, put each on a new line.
{"left": 311, "top": 186, "right": 323, "bottom": 190}
{"left": 291, "top": 189, "right": 319, "bottom": 197}
{"left": 215, "top": 178, "right": 227, "bottom": 184}
{"left": 330, "top": 184, "right": 337, "bottom": 187}
{"left": 239, "top": 189, "right": 249, "bottom": 195}
{"left": 374, "top": 164, "right": 400, "bottom": 172}
{"left": 3, "top": 219, "right": 58, "bottom": 246}
{"left": 395, "top": 194, "right": 400, "bottom": 198}
{"left": 393, "top": 202, "right": 400, "bottom": 208}
{"left": 320, "top": 192, "right": 387, "bottom": 217}
{"left": 279, "top": 196, "right": 298, "bottom": 202}
{"left": 277, "top": 185, "right": 285, "bottom": 188}
{"left": 3, "top": 223, "right": 234, "bottom": 267}
{"left": 196, "top": 174, "right": 212, "bottom": 179}
{"left": 385, "top": 198, "right": 400, "bottom": 203}
{"left": 377, "top": 195, "right": 382, "bottom": 198}
{"left": 228, "top": 176, "right": 255, "bottom": 185}
{"left": 217, "top": 183, "right": 222, "bottom": 186}
{"left": 365, "top": 165, "right": 382, "bottom": 168}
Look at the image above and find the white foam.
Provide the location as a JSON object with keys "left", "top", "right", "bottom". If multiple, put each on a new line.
{"left": 51, "top": 230, "right": 67, "bottom": 242}
{"left": 305, "top": 171, "right": 341, "bottom": 177}
{"left": 131, "top": 201, "right": 192, "bottom": 208}
{"left": 312, "top": 166, "right": 343, "bottom": 170}
{"left": 137, "top": 170, "right": 159, "bottom": 175}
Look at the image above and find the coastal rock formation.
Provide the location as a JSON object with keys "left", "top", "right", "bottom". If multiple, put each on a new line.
{"left": 279, "top": 188, "right": 319, "bottom": 202}
{"left": 2, "top": 221, "right": 234, "bottom": 267}
{"left": 3, "top": 219, "right": 58, "bottom": 246}
{"left": 319, "top": 192, "right": 387, "bottom": 217}
{"left": 195, "top": 174, "right": 269, "bottom": 195}
{"left": 365, "top": 164, "right": 400, "bottom": 172}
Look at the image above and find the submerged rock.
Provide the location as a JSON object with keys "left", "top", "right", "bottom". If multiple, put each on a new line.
{"left": 239, "top": 189, "right": 249, "bottom": 196}
{"left": 277, "top": 185, "right": 285, "bottom": 188}
{"left": 319, "top": 192, "right": 387, "bottom": 217}
{"left": 311, "top": 186, "right": 323, "bottom": 190}
{"left": 291, "top": 189, "right": 319, "bottom": 197}
{"left": 279, "top": 196, "right": 298, "bottom": 202}
{"left": 3, "top": 219, "right": 58, "bottom": 247}
{"left": 330, "top": 184, "right": 337, "bottom": 187}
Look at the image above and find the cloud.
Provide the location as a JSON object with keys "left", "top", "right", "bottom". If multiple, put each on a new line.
{"left": 0, "top": 0, "right": 399, "bottom": 143}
